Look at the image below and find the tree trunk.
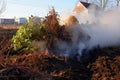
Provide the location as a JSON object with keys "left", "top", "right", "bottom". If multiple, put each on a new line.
{"left": 116, "top": 0, "right": 120, "bottom": 6}
{"left": 99, "top": 0, "right": 108, "bottom": 10}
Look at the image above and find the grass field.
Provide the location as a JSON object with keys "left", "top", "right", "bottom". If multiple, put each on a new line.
{"left": 0, "top": 24, "right": 19, "bottom": 41}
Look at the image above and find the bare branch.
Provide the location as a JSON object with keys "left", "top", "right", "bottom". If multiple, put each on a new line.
{"left": 116, "top": 0, "right": 120, "bottom": 6}
{"left": 0, "top": 0, "right": 6, "bottom": 15}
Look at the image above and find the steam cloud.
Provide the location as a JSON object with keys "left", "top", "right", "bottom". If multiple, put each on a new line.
{"left": 57, "top": 7, "right": 120, "bottom": 58}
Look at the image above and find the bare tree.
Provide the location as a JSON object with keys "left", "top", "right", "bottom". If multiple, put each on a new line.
{"left": 81, "top": 0, "right": 119, "bottom": 9}
{"left": 0, "top": 0, "right": 6, "bottom": 15}
{"left": 116, "top": 0, "right": 120, "bottom": 6}
{"left": 100, "top": 0, "right": 109, "bottom": 9}
{"left": 86, "top": 0, "right": 90, "bottom": 2}
{"left": 91, "top": 0, "right": 109, "bottom": 9}
{"left": 81, "top": 0, "right": 109, "bottom": 9}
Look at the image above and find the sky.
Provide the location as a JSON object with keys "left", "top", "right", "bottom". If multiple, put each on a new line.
{"left": 0, "top": 0, "right": 77, "bottom": 18}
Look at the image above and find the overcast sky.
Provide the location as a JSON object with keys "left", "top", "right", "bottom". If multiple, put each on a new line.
{"left": 0, "top": 0, "right": 77, "bottom": 18}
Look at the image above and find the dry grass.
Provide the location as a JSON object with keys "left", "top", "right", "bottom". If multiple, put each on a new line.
{"left": 0, "top": 24, "right": 20, "bottom": 29}
{"left": 0, "top": 52, "right": 90, "bottom": 80}
{"left": 0, "top": 24, "right": 18, "bottom": 41}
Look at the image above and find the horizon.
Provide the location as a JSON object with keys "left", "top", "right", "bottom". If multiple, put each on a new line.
{"left": 0, "top": 0, "right": 77, "bottom": 18}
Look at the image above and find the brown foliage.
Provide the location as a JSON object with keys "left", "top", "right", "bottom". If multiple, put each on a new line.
{"left": 42, "top": 8, "right": 70, "bottom": 40}
{"left": 42, "top": 8, "right": 60, "bottom": 34}
{"left": 41, "top": 8, "right": 72, "bottom": 52}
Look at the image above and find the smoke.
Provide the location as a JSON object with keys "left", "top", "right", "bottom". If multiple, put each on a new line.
{"left": 81, "top": 7, "right": 120, "bottom": 49}
{"left": 57, "top": 7, "right": 120, "bottom": 58}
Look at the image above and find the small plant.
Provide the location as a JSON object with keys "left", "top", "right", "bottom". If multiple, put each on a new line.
{"left": 11, "top": 16, "right": 47, "bottom": 52}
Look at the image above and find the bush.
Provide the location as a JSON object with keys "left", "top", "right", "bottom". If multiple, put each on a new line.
{"left": 11, "top": 8, "right": 67, "bottom": 53}
{"left": 11, "top": 16, "right": 47, "bottom": 52}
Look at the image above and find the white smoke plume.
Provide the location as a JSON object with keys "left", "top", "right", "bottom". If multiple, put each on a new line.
{"left": 81, "top": 7, "right": 120, "bottom": 49}
{"left": 57, "top": 7, "right": 120, "bottom": 58}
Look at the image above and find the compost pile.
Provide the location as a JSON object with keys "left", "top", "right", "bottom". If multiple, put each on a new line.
{"left": 0, "top": 9, "right": 120, "bottom": 80}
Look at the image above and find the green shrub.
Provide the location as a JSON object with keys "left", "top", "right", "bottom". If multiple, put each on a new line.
{"left": 11, "top": 17, "right": 47, "bottom": 52}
